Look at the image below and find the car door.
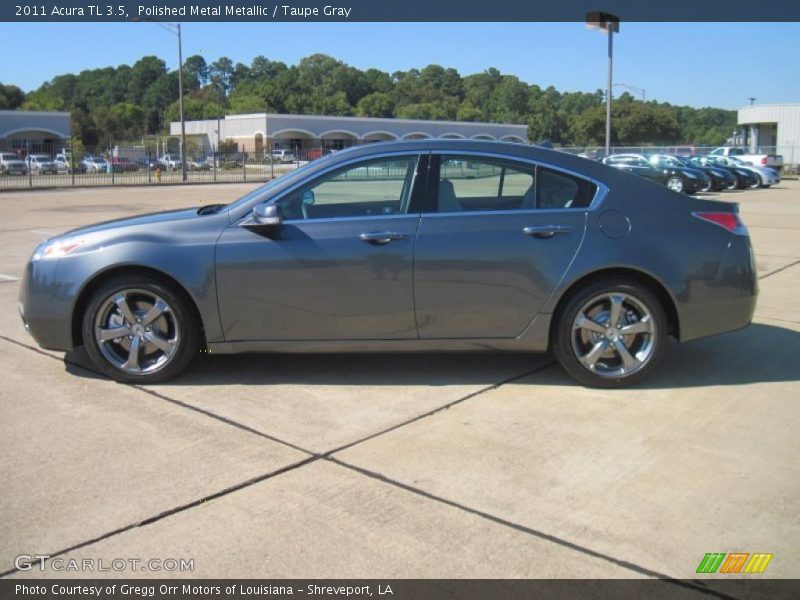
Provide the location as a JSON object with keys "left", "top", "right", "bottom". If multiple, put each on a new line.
{"left": 215, "top": 153, "right": 426, "bottom": 341}
{"left": 413, "top": 154, "right": 594, "bottom": 339}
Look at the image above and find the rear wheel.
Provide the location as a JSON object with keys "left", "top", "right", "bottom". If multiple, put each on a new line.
{"left": 82, "top": 275, "right": 200, "bottom": 383}
{"left": 666, "top": 176, "right": 684, "bottom": 193}
{"left": 553, "top": 278, "right": 668, "bottom": 388}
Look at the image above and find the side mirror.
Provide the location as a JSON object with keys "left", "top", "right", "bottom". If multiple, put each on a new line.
{"left": 302, "top": 190, "right": 315, "bottom": 206}
{"left": 252, "top": 203, "right": 282, "bottom": 227}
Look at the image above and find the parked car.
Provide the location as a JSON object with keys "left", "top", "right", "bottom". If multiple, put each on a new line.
{"left": 109, "top": 157, "right": 139, "bottom": 172}
{"left": 709, "top": 146, "right": 783, "bottom": 171}
{"left": 219, "top": 152, "right": 246, "bottom": 169}
{"left": 688, "top": 156, "right": 759, "bottom": 190}
{"left": 0, "top": 152, "right": 28, "bottom": 175}
{"left": 136, "top": 156, "right": 158, "bottom": 170}
{"left": 26, "top": 154, "right": 58, "bottom": 175}
{"left": 705, "top": 155, "right": 780, "bottom": 188}
{"left": 20, "top": 140, "right": 757, "bottom": 388}
{"left": 82, "top": 156, "right": 108, "bottom": 173}
{"left": 270, "top": 148, "right": 296, "bottom": 163}
{"left": 602, "top": 153, "right": 710, "bottom": 194}
{"left": 158, "top": 154, "right": 182, "bottom": 171}
{"left": 53, "top": 153, "right": 86, "bottom": 174}
{"left": 646, "top": 154, "right": 734, "bottom": 192}
{"left": 187, "top": 158, "right": 211, "bottom": 171}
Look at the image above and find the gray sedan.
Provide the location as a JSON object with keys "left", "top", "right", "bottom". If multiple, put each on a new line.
{"left": 19, "top": 140, "right": 757, "bottom": 387}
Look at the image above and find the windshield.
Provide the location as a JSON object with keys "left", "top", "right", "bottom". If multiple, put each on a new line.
{"left": 729, "top": 157, "right": 746, "bottom": 165}
{"left": 659, "top": 156, "right": 684, "bottom": 168}
{"left": 1, "top": 154, "right": 19, "bottom": 160}
{"left": 32, "top": 155, "right": 50, "bottom": 160}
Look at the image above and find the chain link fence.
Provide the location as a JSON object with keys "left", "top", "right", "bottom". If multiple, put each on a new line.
{"left": 2, "top": 140, "right": 797, "bottom": 190}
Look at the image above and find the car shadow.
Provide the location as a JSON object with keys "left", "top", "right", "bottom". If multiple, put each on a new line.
{"left": 64, "top": 322, "right": 799, "bottom": 390}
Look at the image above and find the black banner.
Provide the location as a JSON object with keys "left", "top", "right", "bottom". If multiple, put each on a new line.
{"left": 2, "top": 0, "right": 800, "bottom": 22}
{"left": 2, "top": 580, "right": 800, "bottom": 600}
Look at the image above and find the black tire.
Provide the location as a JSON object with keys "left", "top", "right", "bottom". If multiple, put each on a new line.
{"left": 552, "top": 277, "right": 668, "bottom": 388}
{"left": 81, "top": 274, "right": 200, "bottom": 383}
{"left": 726, "top": 175, "right": 739, "bottom": 190}
{"left": 749, "top": 175, "right": 761, "bottom": 189}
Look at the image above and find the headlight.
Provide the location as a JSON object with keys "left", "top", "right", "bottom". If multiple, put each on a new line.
{"left": 31, "top": 237, "right": 85, "bottom": 261}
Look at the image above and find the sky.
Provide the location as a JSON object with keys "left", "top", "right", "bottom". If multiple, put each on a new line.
{"left": 1, "top": 21, "right": 798, "bottom": 109}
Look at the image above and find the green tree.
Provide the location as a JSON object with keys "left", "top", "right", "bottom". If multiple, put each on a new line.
{"left": 356, "top": 93, "right": 395, "bottom": 118}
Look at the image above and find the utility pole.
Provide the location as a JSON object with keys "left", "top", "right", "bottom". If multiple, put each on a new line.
{"left": 586, "top": 12, "right": 620, "bottom": 157}
{"left": 157, "top": 22, "right": 187, "bottom": 182}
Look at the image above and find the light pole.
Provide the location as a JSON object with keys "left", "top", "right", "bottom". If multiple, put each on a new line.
{"left": 157, "top": 22, "right": 187, "bottom": 182}
{"left": 587, "top": 12, "right": 620, "bottom": 156}
{"left": 613, "top": 82, "right": 645, "bottom": 101}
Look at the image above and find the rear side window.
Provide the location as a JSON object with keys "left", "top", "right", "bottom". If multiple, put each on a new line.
{"left": 536, "top": 167, "right": 597, "bottom": 209}
{"left": 435, "top": 155, "right": 596, "bottom": 212}
{"left": 437, "top": 156, "right": 535, "bottom": 212}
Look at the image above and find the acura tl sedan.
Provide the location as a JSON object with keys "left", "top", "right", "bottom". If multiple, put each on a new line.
{"left": 19, "top": 141, "right": 757, "bottom": 387}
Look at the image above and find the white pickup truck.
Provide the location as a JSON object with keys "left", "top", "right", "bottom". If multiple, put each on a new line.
{"left": 709, "top": 147, "right": 783, "bottom": 171}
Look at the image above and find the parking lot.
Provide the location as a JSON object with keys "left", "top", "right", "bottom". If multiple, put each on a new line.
{"left": 1, "top": 181, "right": 798, "bottom": 581}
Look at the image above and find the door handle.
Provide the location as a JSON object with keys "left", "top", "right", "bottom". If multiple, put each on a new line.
{"left": 359, "top": 231, "right": 407, "bottom": 245}
{"left": 523, "top": 225, "right": 573, "bottom": 239}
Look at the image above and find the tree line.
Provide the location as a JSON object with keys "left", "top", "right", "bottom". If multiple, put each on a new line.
{"left": 5, "top": 53, "right": 736, "bottom": 147}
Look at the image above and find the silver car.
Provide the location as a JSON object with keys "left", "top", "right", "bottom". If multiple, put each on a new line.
{"left": 0, "top": 152, "right": 27, "bottom": 175}
{"left": 19, "top": 140, "right": 757, "bottom": 387}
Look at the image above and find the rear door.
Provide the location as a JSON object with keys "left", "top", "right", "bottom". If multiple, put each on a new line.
{"left": 413, "top": 154, "right": 595, "bottom": 339}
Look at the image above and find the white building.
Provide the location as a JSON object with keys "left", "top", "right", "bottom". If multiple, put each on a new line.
{"left": 0, "top": 110, "right": 71, "bottom": 154}
{"left": 738, "top": 103, "right": 800, "bottom": 164}
{"left": 170, "top": 112, "right": 529, "bottom": 157}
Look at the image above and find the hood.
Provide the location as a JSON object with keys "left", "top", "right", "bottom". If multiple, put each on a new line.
{"left": 664, "top": 166, "right": 708, "bottom": 179}
{"left": 61, "top": 207, "right": 205, "bottom": 238}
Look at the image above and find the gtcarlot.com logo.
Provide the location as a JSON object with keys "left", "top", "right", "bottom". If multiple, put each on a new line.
{"left": 14, "top": 554, "right": 195, "bottom": 573}
{"left": 696, "top": 552, "right": 773, "bottom": 574}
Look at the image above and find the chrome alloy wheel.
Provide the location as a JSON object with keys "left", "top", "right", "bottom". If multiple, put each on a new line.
{"left": 94, "top": 288, "right": 179, "bottom": 375}
{"left": 666, "top": 176, "right": 684, "bottom": 193}
{"left": 571, "top": 292, "right": 657, "bottom": 379}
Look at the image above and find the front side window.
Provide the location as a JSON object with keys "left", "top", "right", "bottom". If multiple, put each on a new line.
{"left": 280, "top": 155, "right": 418, "bottom": 220}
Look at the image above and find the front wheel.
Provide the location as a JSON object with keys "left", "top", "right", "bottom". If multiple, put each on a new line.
{"left": 82, "top": 275, "right": 200, "bottom": 383}
{"left": 553, "top": 278, "right": 668, "bottom": 387}
{"left": 749, "top": 175, "right": 761, "bottom": 189}
{"left": 665, "top": 176, "right": 684, "bottom": 193}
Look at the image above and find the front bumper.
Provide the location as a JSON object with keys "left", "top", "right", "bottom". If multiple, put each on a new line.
{"left": 685, "top": 177, "right": 709, "bottom": 193}
{"left": 18, "top": 259, "right": 79, "bottom": 351}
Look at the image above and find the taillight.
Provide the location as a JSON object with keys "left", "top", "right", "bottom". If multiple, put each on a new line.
{"left": 761, "top": 157, "right": 767, "bottom": 165}
{"left": 692, "top": 211, "right": 745, "bottom": 234}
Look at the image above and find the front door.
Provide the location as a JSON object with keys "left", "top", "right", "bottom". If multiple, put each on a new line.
{"left": 216, "top": 154, "right": 424, "bottom": 341}
{"left": 413, "top": 154, "right": 592, "bottom": 339}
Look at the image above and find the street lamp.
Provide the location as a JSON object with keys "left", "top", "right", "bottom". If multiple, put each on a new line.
{"left": 613, "top": 82, "right": 645, "bottom": 101}
{"left": 157, "top": 22, "right": 187, "bottom": 182}
{"left": 586, "top": 12, "right": 620, "bottom": 157}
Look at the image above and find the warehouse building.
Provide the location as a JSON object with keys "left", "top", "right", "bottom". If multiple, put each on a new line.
{"left": 170, "top": 112, "right": 529, "bottom": 157}
{"left": 738, "top": 103, "right": 800, "bottom": 165}
{"left": 0, "top": 110, "right": 71, "bottom": 154}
